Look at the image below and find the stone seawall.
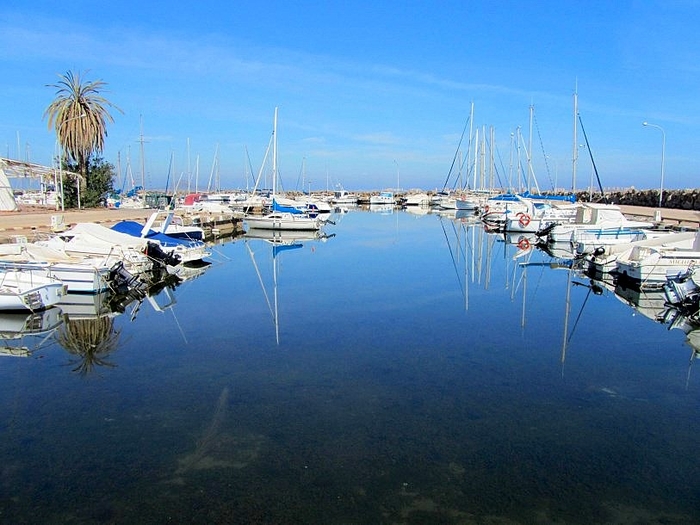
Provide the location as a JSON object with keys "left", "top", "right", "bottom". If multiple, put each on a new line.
{"left": 575, "top": 188, "right": 700, "bottom": 210}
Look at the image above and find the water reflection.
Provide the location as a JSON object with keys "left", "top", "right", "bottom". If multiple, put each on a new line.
{"left": 0, "top": 257, "right": 214, "bottom": 376}
{"left": 0, "top": 308, "right": 64, "bottom": 357}
{"left": 244, "top": 228, "right": 334, "bottom": 344}
{"left": 56, "top": 315, "right": 121, "bottom": 375}
{"left": 506, "top": 227, "right": 700, "bottom": 381}
{"left": 2, "top": 209, "right": 699, "bottom": 524}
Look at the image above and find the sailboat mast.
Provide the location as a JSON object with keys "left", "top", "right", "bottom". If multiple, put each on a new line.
{"left": 468, "top": 101, "right": 475, "bottom": 190}
{"left": 527, "top": 104, "right": 534, "bottom": 192}
{"left": 272, "top": 107, "right": 278, "bottom": 197}
{"left": 139, "top": 115, "right": 146, "bottom": 193}
{"left": 571, "top": 84, "right": 578, "bottom": 191}
{"left": 489, "top": 126, "right": 495, "bottom": 190}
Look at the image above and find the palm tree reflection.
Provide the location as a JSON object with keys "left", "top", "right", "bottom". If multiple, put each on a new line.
{"left": 55, "top": 315, "right": 121, "bottom": 376}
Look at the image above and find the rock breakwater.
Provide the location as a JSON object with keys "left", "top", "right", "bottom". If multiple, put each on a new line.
{"left": 575, "top": 188, "right": 700, "bottom": 210}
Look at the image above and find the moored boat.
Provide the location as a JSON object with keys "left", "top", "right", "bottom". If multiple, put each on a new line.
{"left": 613, "top": 231, "right": 700, "bottom": 288}
{"left": 0, "top": 268, "right": 66, "bottom": 311}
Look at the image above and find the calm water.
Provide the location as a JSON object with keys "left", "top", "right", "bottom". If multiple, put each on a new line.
{"left": 1, "top": 208, "right": 699, "bottom": 524}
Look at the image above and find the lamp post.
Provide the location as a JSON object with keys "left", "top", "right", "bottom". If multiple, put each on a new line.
{"left": 394, "top": 159, "right": 400, "bottom": 194}
{"left": 642, "top": 121, "right": 666, "bottom": 208}
{"left": 546, "top": 156, "right": 559, "bottom": 192}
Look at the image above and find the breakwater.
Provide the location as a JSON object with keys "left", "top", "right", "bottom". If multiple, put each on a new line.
{"left": 575, "top": 188, "right": 700, "bottom": 210}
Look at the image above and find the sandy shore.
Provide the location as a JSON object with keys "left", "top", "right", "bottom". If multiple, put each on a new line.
{"left": 0, "top": 206, "right": 156, "bottom": 242}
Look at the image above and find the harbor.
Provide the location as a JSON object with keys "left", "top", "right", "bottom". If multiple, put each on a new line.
{"left": 1, "top": 203, "right": 700, "bottom": 523}
{"left": 1, "top": 200, "right": 699, "bottom": 244}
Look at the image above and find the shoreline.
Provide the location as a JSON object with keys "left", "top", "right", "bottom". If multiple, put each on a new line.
{"left": 0, "top": 206, "right": 157, "bottom": 243}
{"left": 1, "top": 203, "right": 698, "bottom": 244}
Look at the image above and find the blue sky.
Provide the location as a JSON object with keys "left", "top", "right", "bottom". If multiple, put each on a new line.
{"left": 1, "top": 0, "right": 698, "bottom": 193}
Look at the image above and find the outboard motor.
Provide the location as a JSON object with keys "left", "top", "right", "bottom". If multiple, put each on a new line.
{"left": 145, "top": 241, "right": 182, "bottom": 268}
{"left": 535, "top": 222, "right": 558, "bottom": 238}
{"left": 108, "top": 261, "right": 146, "bottom": 295}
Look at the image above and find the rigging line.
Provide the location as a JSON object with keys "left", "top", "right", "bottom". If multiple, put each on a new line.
{"left": 441, "top": 115, "right": 471, "bottom": 190}
{"left": 439, "top": 217, "right": 465, "bottom": 298}
{"left": 567, "top": 285, "right": 592, "bottom": 343}
{"left": 164, "top": 153, "right": 173, "bottom": 195}
{"left": 245, "top": 146, "right": 254, "bottom": 190}
{"left": 560, "top": 267, "right": 573, "bottom": 377}
{"left": 448, "top": 215, "right": 468, "bottom": 264}
{"left": 244, "top": 241, "right": 275, "bottom": 320}
{"left": 170, "top": 305, "right": 188, "bottom": 345}
{"left": 207, "top": 244, "right": 232, "bottom": 262}
{"left": 492, "top": 142, "right": 507, "bottom": 189}
{"left": 577, "top": 113, "right": 607, "bottom": 202}
{"left": 513, "top": 247, "right": 535, "bottom": 295}
{"left": 518, "top": 132, "right": 541, "bottom": 194}
{"left": 533, "top": 112, "right": 556, "bottom": 191}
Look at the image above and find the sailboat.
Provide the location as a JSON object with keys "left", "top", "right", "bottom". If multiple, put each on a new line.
{"left": 244, "top": 108, "right": 322, "bottom": 231}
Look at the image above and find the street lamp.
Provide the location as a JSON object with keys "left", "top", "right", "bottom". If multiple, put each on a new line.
{"left": 394, "top": 159, "right": 400, "bottom": 193}
{"left": 642, "top": 121, "right": 666, "bottom": 208}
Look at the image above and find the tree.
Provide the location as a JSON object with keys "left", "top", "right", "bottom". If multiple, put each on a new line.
{"left": 61, "top": 157, "right": 116, "bottom": 208}
{"left": 44, "top": 70, "right": 123, "bottom": 207}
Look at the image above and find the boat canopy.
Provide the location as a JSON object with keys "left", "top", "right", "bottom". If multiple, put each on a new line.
{"left": 520, "top": 191, "right": 576, "bottom": 203}
{"left": 111, "top": 220, "right": 204, "bottom": 249}
{"left": 272, "top": 198, "right": 303, "bottom": 215}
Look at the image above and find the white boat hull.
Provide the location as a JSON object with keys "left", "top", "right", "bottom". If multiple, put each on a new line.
{"left": 245, "top": 212, "right": 321, "bottom": 231}
{"left": 0, "top": 269, "right": 66, "bottom": 311}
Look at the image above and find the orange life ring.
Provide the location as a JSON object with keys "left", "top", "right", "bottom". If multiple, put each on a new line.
{"left": 519, "top": 213, "right": 531, "bottom": 227}
{"left": 518, "top": 238, "right": 530, "bottom": 250}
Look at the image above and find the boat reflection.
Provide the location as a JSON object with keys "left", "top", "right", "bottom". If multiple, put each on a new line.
{"left": 244, "top": 228, "right": 333, "bottom": 344}
{"left": 0, "top": 308, "right": 64, "bottom": 357}
{"left": 244, "top": 228, "right": 334, "bottom": 244}
{"left": 368, "top": 203, "right": 394, "bottom": 214}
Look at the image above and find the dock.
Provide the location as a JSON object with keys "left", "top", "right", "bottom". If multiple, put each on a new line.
{"left": 0, "top": 206, "right": 244, "bottom": 244}
{"left": 618, "top": 205, "right": 700, "bottom": 230}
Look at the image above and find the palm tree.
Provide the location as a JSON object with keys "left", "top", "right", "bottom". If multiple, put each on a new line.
{"left": 44, "top": 70, "right": 123, "bottom": 195}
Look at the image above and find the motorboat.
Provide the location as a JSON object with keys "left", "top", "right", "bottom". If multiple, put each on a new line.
{"left": 613, "top": 231, "right": 700, "bottom": 288}
{"left": 369, "top": 191, "right": 395, "bottom": 206}
{"left": 0, "top": 242, "right": 122, "bottom": 294}
{"left": 37, "top": 222, "right": 180, "bottom": 274}
{"left": 403, "top": 192, "right": 431, "bottom": 207}
{"left": 331, "top": 189, "right": 358, "bottom": 205}
{"left": 111, "top": 220, "right": 211, "bottom": 266}
{"left": 542, "top": 203, "right": 654, "bottom": 244}
{"left": 0, "top": 268, "right": 66, "bottom": 311}
{"left": 583, "top": 230, "right": 697, "bottom": 278}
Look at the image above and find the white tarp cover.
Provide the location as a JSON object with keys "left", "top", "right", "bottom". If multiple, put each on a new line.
{"left": 0, "top": 157, "right": 80, "bottom": 212}
{"left": 0, "top": 168, "right": 18, "bottom": 211}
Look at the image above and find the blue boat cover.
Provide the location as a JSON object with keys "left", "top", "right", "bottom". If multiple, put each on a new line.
{"left": 272, "top": 198, "right": 303, "bottom": 214}
{"left": 111, "top": 221, "right": 204, "bottom": 248}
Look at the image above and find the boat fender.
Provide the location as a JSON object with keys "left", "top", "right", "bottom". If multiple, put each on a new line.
{"left": 517, "top": 238, "right": 530, "bottom": 250}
